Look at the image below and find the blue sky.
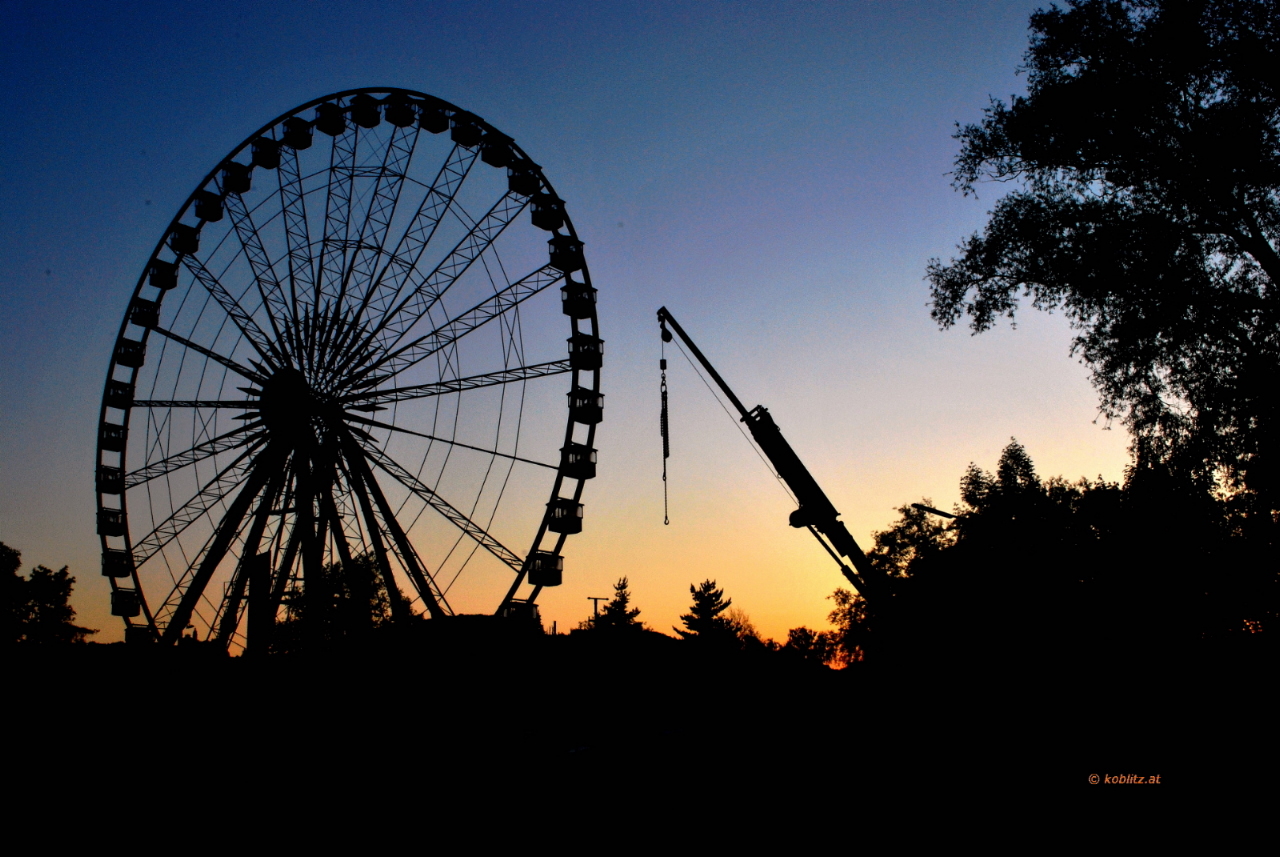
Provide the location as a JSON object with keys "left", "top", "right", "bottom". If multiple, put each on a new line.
{"left": 0, "top": 1, "right": 1130, "bottom": 640}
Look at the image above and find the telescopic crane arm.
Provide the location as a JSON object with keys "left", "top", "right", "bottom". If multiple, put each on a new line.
{"left": 657, "top": 307, "right": 886, "bottom": 602}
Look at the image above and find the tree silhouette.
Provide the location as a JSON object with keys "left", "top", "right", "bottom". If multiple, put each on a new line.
{"left": 590, "top": 576, "right": 644, "bottom": 631}
{"left": 927, "top": 0, "right": 1280, "bottom": 512}
{"left": 782, "top": 626, "right": 837, "bottom": 666}
{"left": 274, "top": 553, "right": 406, "bottom": 650}
{"left": 675, "top": 579, "right": 737, "bottom": 645}
{"left": 2, "top": 542, "right": 96, "bottom": 645}
{"left": 896, "top": 441, "right": 1129, "bottom": 664}
{"left": 826, "top": 588, "right": 870, "bottom": 666}
{"left": 855, "top": 437, "right": 1280, "bottom": 667}
{"left": 725, "top": 606, "right": 763, "bottom": 647}
{"left": 2, "top": 542, "right": 22, "bottom": 644}
{"left": 866, "top": 499, "right": 954, "bottom": 580}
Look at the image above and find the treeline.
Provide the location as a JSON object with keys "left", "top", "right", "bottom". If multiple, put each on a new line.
{"left": 9, "top": 437, "right": 1272, "bottom": 667}
{"left": 574, "top": 439, "right": 1277, "bottom": 671}
{"left": 870, "top": 439, "right": 1276, "bottom": 670}
{"left": 573, "top": 574, "right": 863, "bottom": 668}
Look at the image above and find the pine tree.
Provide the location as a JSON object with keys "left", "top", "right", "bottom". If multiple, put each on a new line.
{"left": 594, "top": 576, "right": 643, "bottom": 631}
{"left": 674, "top": 579, "right": 736, "bottom": 644}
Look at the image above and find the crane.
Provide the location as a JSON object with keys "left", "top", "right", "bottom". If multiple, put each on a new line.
{"left": 658, "top": 306, "right": 888, "bottom": 603}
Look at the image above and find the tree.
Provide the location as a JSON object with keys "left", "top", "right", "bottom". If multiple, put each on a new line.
{"left": 927, "top": 0, "right": 1280, "bottom": 509}
{"left": 866, "top": 499, "right": 955, "bottom": 579}
{"left": 2, "top": 542, "right": 97, "bottom": 645}
{"left": 870, "top": 437, "right": 1280, "bottom": 665}
{"left": 3, "top": 542, "right": 26, "bottom": 644}
{"left": 826, "top": 588, "right": 870, "bottom": 666}
{"left": 275, "top": 553, "right": 404, "bottom": 650}
{"left": 588, "top": 576, "right": 644, "bottom": 631}
{"left": 781, "top": 626, "right": 838, "bottom": 666}
{"left": 725, "top": 606, "right": 762, "bottom": 646}
{"left": 674, "top": 579, "right": 737, "bottom": 645}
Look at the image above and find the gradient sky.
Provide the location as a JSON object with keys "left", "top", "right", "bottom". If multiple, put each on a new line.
{"left": 0, "top": 0, "right": 1132, "bottom": 642}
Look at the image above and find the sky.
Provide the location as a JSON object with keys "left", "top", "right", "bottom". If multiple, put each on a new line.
{"left": 0, "top": 0, "right": 1132, "bottom": 643}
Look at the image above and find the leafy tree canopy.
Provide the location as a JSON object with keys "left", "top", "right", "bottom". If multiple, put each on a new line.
{"left": 855, "top": 438, "right": 1274, "bottom": 665}
{"left": 927, "top": 0, "right": 1280, "bottom": 506}
{"left": 866, "top": 498, "right": 955, "bottom": 579}
{"left": 781, "top": 626, "right": 839, "bottom": 666}
{"left": 725, "top": 606, "right": 762, "bottom": 646}
{"left": 2, "top": 542, "right": 97, "bottom": 645}
{"left": 826, "top": 588, "right": 870, "bottom": 666}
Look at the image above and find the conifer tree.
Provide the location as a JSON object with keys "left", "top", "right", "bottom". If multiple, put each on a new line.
{"left": 594, "top": 576, "right": 643, "bottom": 630}
{"left": 675, "top": 579, "right": 736, "bottom": 644}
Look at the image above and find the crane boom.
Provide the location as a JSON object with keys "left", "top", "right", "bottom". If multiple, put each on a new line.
{"left": 657, "top": 307, "right": 886, "bottom": 601}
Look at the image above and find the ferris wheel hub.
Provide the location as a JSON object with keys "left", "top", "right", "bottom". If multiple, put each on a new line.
{"left": 255, "top": 367, "right": 325, "bottom": 441}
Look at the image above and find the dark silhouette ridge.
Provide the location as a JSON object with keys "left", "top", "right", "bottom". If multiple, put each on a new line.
{"left": 12, "top": 622, "right": 1268, "bottom": 785}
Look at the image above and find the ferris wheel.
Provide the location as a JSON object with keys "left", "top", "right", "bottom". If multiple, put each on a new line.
{"left": 94, "top": 88, "right": 601, "bottom": 650}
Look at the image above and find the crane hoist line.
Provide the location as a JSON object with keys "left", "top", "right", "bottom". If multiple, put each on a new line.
{"left": 657, "top": 306, "right": 887, "bottom": 602}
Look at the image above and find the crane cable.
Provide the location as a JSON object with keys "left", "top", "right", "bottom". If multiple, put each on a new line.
{"left": 660, "top": 338, "right": 670, "bottom": 525}
{"left": 669, "top": 337, "right": 797, "bottom": 506}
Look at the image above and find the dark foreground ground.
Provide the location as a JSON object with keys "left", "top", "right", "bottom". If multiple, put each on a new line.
{"left": 11, "top": 626, "right": 1275, "bottom": 792}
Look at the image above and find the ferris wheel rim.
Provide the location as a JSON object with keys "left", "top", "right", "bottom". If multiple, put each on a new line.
{"left": 94, "top": 87, "right": 601, "bottom": 648}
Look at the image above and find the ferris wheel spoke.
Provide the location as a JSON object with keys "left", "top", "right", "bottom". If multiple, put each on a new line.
{"left": 316, "top": 464, "right": 379, "bottom": 631}
{"left": 125, "top": 425, "right": 262, "bottom": 489}
{"left": 133, "top": 400, "right": 257, "bottom": 410}
{"left": 314, "top": 459, "right": 353, "bottom": 561}
{"left": 353, "top": 264, "right": 564, "bottom": 385}
{"left": 289, "top": 450, "right": 338, "bottom": 635}
{"left": 356, "top": 143, "right": 478, "bottom": 329}
{"left": 348, "top": 361, "right": 572, "bottom": 408}
{"left": 355, "top": 435, "right": 524, "bottom": 574}
{"left": 310, "top": 308, "right": 382, "bottom": 389}
{"left": 277, "top": 146, "right": 314, "bottom": 324}
{"left": 213, "top": 460, "right": 288, "bottom": 646}
{"left": 129, "top": 442, "right": 264, "bottom": 567}
{"left": 268, "top": 492, "right": 304, "bottom": 614}
{"left": 149, "top": 325, "right": 266, "bottom": 383}
{"left": 158, "top": 442, "right": 288, "bottom": 644}
{"left": 338, "top": 122, "right": 418, "bottom": 316}
{"left": 346, "top": 414, "right": 557, "bottom": 470}
{"left": 336, "top": 450, "right": 412, "bottom": 624}
{"left": 371, "top": 189, "right": 531, "bottom": 349}
{"left": 181, "top": 255, "right": 281, "bottom": 362}
{"left": 316, "top": 126, "right": 360, "bottom": 310}
{"left": 339, "top": 434, "right": 450, "bottom": 617}
{"left": 222, "top": 191, "right": 292, "bottom": 344}
{"left": 320, "top": 448, "right": 366, "bottom": 558}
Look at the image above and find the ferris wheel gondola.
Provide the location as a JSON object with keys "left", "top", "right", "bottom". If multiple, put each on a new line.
{"left": 94, "top": 88, "right": 600, "bottom": 650}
